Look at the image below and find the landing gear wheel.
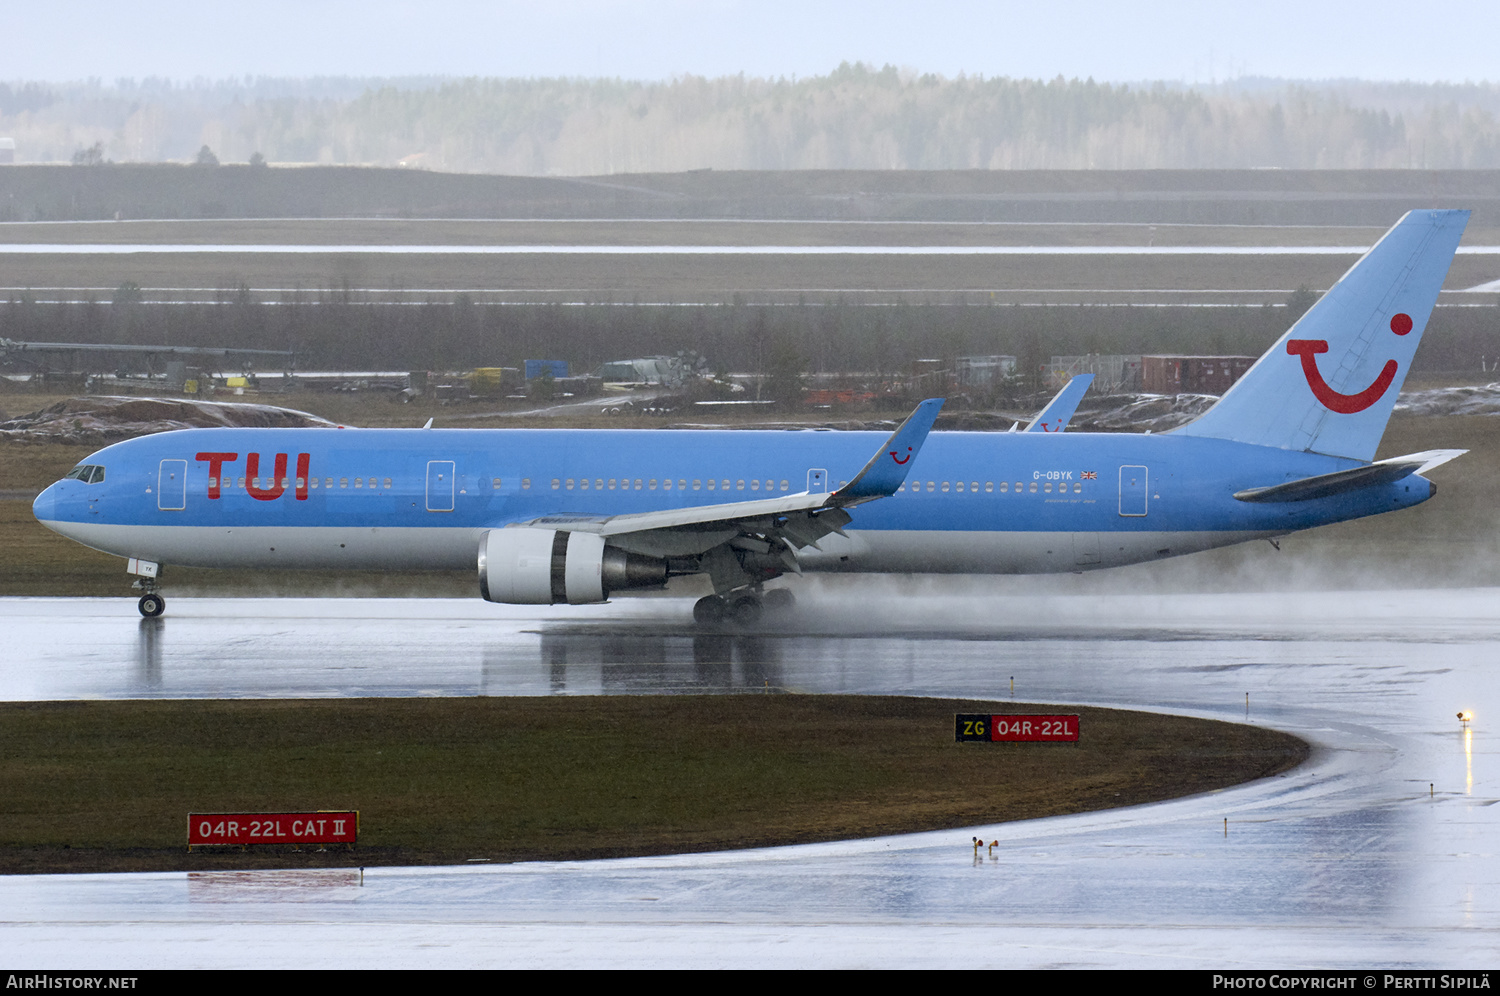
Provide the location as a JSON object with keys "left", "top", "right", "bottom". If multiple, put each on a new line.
{"left": 138, "top": 593, "right": 165, "bottom": 618}
{"left": 763, "top": 588, "right": 795, "bottom": 612}
{"left": 730, "top": 593, "right": 763, "bottom": 627}
{"left": 693, "top": 595, "right": 727, "bottom": 625}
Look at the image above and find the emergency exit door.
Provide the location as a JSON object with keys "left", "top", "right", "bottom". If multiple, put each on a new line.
{"left": 157, "top": 459, "right": 187, "bottom": 511}
{"left": 426, "top": 461, "right": 455, "bottom": 512}
{"left": 1118, "top": 465, "right": 1148, "bottom": 516}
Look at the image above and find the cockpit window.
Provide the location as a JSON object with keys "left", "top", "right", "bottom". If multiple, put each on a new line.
{"left": 64, "top": 465, "right": 105, "bottom": 483}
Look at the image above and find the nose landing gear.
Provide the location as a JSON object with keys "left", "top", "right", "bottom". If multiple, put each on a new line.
{"left": 129, "top": 559, "right": 165, "bottom": 617}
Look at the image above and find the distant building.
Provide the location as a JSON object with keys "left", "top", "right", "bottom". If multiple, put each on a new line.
{"left": 1047, "top": 354, "right": 1142, "bottom": 394}
{"left": 954, "top": 355, "right": 1017, "bottom": 389}
{"left": 1140, "top": 355, "right": 1255, "bottom": 395}
{"left": 596, "top": 356, "right": 691, "bottom": 386}
{"left": 0, "top": 138, "right": 15, "bottom": 164}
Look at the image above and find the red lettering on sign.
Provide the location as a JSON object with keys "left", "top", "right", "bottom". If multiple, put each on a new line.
{"left": 188, "top": 811, "right": 358, "bottom": 847}
{"left": 195, "top": 452, "right": 238, "bottom": 499}
{"left": 989, "top": 715, "right": 1080, "bottom": 743}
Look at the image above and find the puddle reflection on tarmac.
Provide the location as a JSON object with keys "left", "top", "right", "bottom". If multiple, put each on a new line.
{"left": 1, "top": 588, "right": 1498, "bottom": 968}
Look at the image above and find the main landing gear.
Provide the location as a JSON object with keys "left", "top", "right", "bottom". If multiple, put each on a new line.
{"left": 693, "top": 586, "right": 795, "bottom": 628}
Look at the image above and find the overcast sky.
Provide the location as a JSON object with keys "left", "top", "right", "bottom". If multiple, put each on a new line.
{"left": 8, "top": 0, "right": 1499, "bottom": 85}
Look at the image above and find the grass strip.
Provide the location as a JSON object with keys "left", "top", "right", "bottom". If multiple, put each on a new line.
{"left": 0, "top": 695, "right": 1307, "bottom": 874}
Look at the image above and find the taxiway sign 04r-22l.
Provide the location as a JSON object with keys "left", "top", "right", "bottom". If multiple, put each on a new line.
{"left": 33, "top": 209, "right": 1471, "bottom": 624}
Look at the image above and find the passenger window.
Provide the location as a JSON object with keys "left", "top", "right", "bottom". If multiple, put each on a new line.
{"left": 956, "top": 481, "right": 965, "bottom": 492}
{"left": 551, "top": 479, "right": 561, "bottom": 490}
{"left": 493, "top": 478, "right": 502, "bottom": 489}
{"left": 648, "top": 479, "right": 658, "bottom": 490}
{"left": 608, "top": 479, "right": 617, "bottom": 489}
{"left": 706, "top": 479, "right": 715, "bottom": 490}
{"left": 926, "top": 481, "right": 935, "bottom": 492}
{"left": 1029, "top": 482, "right": 1038, "bottom": 493}
{"left": 1014, "top": 482, "right": 1022, "bottom": 492}
{"left": 309, "top": 478, "right": 318, "bottom": 489}
{"left": 721, "top": 480, "right": 730, "bottom": 490}
{"left": 780, "top": 480, "right": 789, "bottom": 491}
{"left": 580, "top": 479, "right": 590, "bottom": 490}
{"left": 324, "top": 478, "right": 332, "bottom": 488}
{"left": 989, "top": 482, "right": 996, "bottom": 493}
{"left": 355, "top": 478, "right": 363, "bottom": 488}
{"left": 678, "top": 479, "right": 687, "bottom": 490}
{"left": 1073, "top": 482, "right": 1082, "bottom": 493}
{"left": 238, "top": 477, "right": 247, "bottom": 488}
{"left": 736, "top": 480, "right": 745, "bottom": 490}
{"left": 595, "top": 479, "right": 603, "bottom": 490}
{"left": 521, "top": 478, "right": 531, "bottom": 490}
{"left": 972, "top": 481, "right": 980, "bottom": 492}
{"left": 565, "top": 479, "right": 575, "bottom": 490}
{"left": 634, "top": 479, "right": 643, "bottom": 490}
{"left": 750, "top": 480, "right": 760, "bottom": 491}
{"left": 1044, "top": 482, "right": 1053, "bottom": 493}
{"left": 941, "top": 481, "right": 950, "bottom": 492}
{"left": 693, "top": 479, "right": 702, "bottom": 490}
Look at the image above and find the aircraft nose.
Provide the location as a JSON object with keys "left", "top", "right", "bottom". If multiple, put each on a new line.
{"left": 32, "top": 484, "right": 57, "bottom": 522}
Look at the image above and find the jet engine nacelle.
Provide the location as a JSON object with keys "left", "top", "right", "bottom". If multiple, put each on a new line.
{"left": 478, "top": 527, "right": 667, "bottom": 605}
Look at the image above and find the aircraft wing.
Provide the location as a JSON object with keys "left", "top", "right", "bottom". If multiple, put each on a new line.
{"left": 1233, "top": 449, "right": 1466, "bottom": 503}
{"left": 520, "top": 398, "right": 944, "bottom": 560}
{"left": 1025, "top": 374, "right": 1094, "bottom": 433}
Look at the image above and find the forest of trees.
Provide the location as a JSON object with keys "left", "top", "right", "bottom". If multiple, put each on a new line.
{"left": 2, "top": 296, "right": 1494, "bottom": 393}
{"left": 4, "top": 66, "right": 1500, "bottom": 173}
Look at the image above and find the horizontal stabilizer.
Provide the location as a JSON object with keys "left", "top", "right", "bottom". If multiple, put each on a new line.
{"left": 1234, "top": 449, "right": 1465, "bottom": 503}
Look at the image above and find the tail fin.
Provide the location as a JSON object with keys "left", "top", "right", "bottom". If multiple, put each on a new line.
{"left": 1175, "top": 209, "right": 1469, "bottom": 461}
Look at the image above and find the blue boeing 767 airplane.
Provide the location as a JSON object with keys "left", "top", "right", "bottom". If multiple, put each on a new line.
{"left": 33, "top": 210, "right": 1471, "bottom": 624}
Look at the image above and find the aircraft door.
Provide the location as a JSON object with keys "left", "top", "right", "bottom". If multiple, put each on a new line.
{"left": 807, "top": 468, "right": 828, "bottom": 493}
{"left": 426, "top": 461, "right": 456, "bottom": 512}
{"left": 1118, "top": 465, "right": 1148, "bottom": 516}
{"left": 157, "top": 459, "right": 187, "bottom": 511}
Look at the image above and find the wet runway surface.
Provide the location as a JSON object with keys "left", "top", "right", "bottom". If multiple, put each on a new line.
{"left": 2, "top": 586, "right": 1496, "bottom": 968}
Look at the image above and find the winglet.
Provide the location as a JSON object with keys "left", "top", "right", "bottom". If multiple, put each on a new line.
{"left": 1025, "top": 374, "right": 1093, "bottom": 433}
{"left": 832, "top": 398, "right": 944, "bottom": 505}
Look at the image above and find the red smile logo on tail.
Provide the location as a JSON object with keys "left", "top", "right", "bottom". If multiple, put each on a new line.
{"left": 1286, "top": 312, "right": 1412, "bottom": 414}
{"left": 890, "top": 446, "right": 913, "bottom": 465}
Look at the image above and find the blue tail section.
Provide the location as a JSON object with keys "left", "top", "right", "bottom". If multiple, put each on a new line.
{"left": 1175, "top": 209, "right": 1469, "bottom": 461}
